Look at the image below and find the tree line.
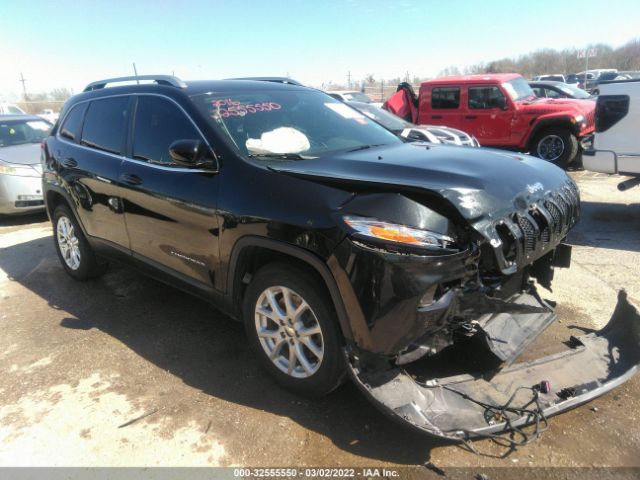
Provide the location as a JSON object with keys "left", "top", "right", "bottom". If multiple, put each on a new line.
{"left": 441, "top": 38, "right": 640, "bottom": 78}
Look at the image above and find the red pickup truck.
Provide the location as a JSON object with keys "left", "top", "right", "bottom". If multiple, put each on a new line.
{"left": 385, "top": 74, "right": 595, "bottom": 168}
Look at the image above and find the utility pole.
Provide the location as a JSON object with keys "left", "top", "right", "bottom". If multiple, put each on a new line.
{"left": 19, "top": 72, "right": 28, "bottom": 100}
{"left": 347, "top": 70, "right": 351, "bottom": 89}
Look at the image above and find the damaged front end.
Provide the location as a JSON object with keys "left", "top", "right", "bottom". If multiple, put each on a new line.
{"left": 329, "top": 179, "right": 640, "bottom": 441}
{"left": 347, "top": 290, "right": 640, "bottom": 440}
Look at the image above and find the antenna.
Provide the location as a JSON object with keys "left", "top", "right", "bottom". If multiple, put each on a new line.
{"left": 132, "top": 63, "right": 139, "bottom": 84}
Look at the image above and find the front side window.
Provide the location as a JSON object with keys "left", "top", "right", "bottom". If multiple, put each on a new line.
{"left": 545, "top": 88, "right": 562, "bottom": 99}
{"left": 133, "top": 96, "right": 202, "bottom": 165}
{"left": 190, "top": 89, "right": 400, "bottom": 158}
{"left": 431, "top": 87, "right": 460, "bottom": 109}
{"left": 532, "top": 87, "right": 545, "bottom": 98}
{"left": 81, "top": 97, "right": 129, "bottom": 154}
{"left": 468, "top": 86, "right": 507, "bottom": 109}
{"left": 59, "top": 103, "right": 88, "bottom": 142}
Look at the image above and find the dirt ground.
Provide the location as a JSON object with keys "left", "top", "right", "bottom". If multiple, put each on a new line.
{"left": 1, "top": 170, "right": 639, "bottom": 473}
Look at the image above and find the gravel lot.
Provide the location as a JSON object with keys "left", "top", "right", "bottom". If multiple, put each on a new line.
{"left": 1, "top": 170, "right": 639, "bottom": 473}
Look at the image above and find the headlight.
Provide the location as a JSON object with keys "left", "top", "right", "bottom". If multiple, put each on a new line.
{"left": 0, "top": 162, "right": 40, "bottom": 177}
{"left": 343, "top": 215, "right": 456, "bottom": 250}
{"left": 572, "top": 115, "right": 585, "bottom": 124}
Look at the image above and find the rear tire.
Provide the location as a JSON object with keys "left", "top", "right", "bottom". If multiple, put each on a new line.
{"left": 53, "top": 204, "right": 108, "bottom": 280}
{"left": 532, "top": 128, "right": 578, "bottom": 169}
{"left": 243, "top": 263, "right": 345, "bottom": 396}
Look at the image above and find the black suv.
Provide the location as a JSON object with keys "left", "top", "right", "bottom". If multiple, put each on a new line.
{"left": 42, "top": 75, "right": 640, "bottom": 441}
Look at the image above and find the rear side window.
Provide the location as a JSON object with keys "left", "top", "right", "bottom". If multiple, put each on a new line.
{"left": 431, "top": 87, "right": 460, "bottom": 109}
{"left": 81, "top": 97, "right": 129, "bottom": 154}
{"left": 132, "top": 96, "right": 201, "bottom": 165}
{"left": 596, "top": 95, "right": 630, "bottom": 132}
{"left": 468, "top": 86, "right": 506, "bottom": 109}
{"left": 59, "top": 103, "right": 88, "bottom": 142}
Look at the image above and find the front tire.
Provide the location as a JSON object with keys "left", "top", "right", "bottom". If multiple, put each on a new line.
{"left": 243, "top": 263, "right": 345, "bottom": 396}
{"left": 53, "top": 204, "right": 107, "bottom": 280}
{"left": 532, "top": 128, "right": 578, "bottom": 169}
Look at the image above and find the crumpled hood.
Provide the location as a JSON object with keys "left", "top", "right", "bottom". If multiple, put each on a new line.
{"left": 269, "top": 142, "right": 573, "bottom": 225}
{"left": 0, "top": 143, "right": 42, "bottom": 165}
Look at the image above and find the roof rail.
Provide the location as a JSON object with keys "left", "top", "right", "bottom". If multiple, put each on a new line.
{"left": 225, "top": 77, "right": 304, "bottom": 86}
{"left": 83, "top": 75, "right": 187, "bottom": 92}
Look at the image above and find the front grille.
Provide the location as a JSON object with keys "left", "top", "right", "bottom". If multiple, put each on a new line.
{"left": 495, "top": 181, "right": 580, "bottom": 269}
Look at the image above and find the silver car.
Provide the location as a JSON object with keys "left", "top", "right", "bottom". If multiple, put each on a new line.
{"left": 348, "top": 101, "right": 480, "bottom": 147}
{"left": 0, "top": 115, "right": 51, "bottom": 215}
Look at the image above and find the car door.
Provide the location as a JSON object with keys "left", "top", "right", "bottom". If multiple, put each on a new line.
{"left": 119, "top": 94, "right": 220, "bottom": 288}
{"left": 419, "top": 86, "right": 463, "bottom": 129}
{"left": 55, "top": 96, "right": 130, "bottom": 248}
{"left": 462, "top": 85, "right": 512, "bottom": 146}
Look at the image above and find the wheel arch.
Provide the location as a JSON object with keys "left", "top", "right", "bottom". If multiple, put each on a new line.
{"left": 525, "top": 116, "right": 579, "bottom": 151}
{"left": 227, "top": 236, "right": 353, "bottom": 342}
{"left": 45, "top": 187, "right": 90, "bottom": 238}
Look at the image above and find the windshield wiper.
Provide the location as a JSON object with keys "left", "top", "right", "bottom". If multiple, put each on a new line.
{"left": 247, "top": 153, "right": 313, "bottom": 161}
{"left": 346, "top": 143, "right": 386, "bottom": 152}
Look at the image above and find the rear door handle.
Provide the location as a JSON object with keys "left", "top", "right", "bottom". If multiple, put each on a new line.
{"left": 465, "top": 115, "right": 478, "bottom": 120}
{"left": 61, "top": 158, "right": 78, "bottom": 168}
{"left": 119, "top": 173, "right": 143, "bottom": 186}
{"left": 431, "top": 115, "right": 443, "bottom": 119}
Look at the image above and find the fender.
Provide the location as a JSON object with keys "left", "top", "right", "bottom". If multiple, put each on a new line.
{"left": 226, "top": 236, "right": 354, "bottom": 341}
{"left": 522, "top": 114, "right": 578, "bottom": 150}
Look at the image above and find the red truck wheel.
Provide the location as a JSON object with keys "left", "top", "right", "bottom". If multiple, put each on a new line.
{"left": 532, "top": 129, "right": 578, "bottom": 169}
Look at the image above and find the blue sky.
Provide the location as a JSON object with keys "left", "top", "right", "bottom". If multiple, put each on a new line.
{"left": 1, "top": 0, "right": 639, "bottom": 98}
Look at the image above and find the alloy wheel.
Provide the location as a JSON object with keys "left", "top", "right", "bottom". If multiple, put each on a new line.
{"left": 254, "top": 286, "right": 324, "bottom": 378}
{"left": 57, "top": 216, "right": 81, "bottom": 270}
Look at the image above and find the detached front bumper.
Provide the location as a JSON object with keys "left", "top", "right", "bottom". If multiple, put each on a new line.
{"left": 346, "top": 290, "right": 640, "bottom": 440}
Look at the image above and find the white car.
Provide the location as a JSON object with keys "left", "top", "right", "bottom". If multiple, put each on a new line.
{"left": 0, "top": 103, "right": 26, "bottom": 115}
{"left": 348, "top": 101, "right": 480, "bottom": 147}
{"left": 38, "top": 109, "right": 59, "bottom": 124}
{"left": 326, "top": 90, "right": 383, "bottom": 108}
{"left": 582, "top": 78, "right": 640, "bottom": 190}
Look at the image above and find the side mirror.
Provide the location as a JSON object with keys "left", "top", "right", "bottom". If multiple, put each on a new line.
{"left": 169, "top": 139, "right": 215, "bottom": 168}
{"left": 496, "top": 96, "right": 508, "bottom": 110}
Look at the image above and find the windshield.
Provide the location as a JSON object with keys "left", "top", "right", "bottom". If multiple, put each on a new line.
{"left": 0, "top": 119, "right": 51, "bottom": 147}
{"left": 190, "top": 89, "right": 401, "bottom": 157}
{"left": 558, "top": 84, "right": 591, "bottom": 99}
{"left": 502, "top": 77, "right": 535, "bottom": 101}
{"left": 348, "top": 102, "right": 411, "bottom": 132}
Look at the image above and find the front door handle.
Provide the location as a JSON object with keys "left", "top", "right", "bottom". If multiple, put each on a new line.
{"left": 431, "top": 115, "right": 443, "bottom": 119}
{"left": 119, "top": 173, "right": 143, "bottom": 186}
{"left": 465, "top": 115, "right": 478, "bottom": 120}
{"left": 61, "top": 158, "right": 78, "bottom": 168}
